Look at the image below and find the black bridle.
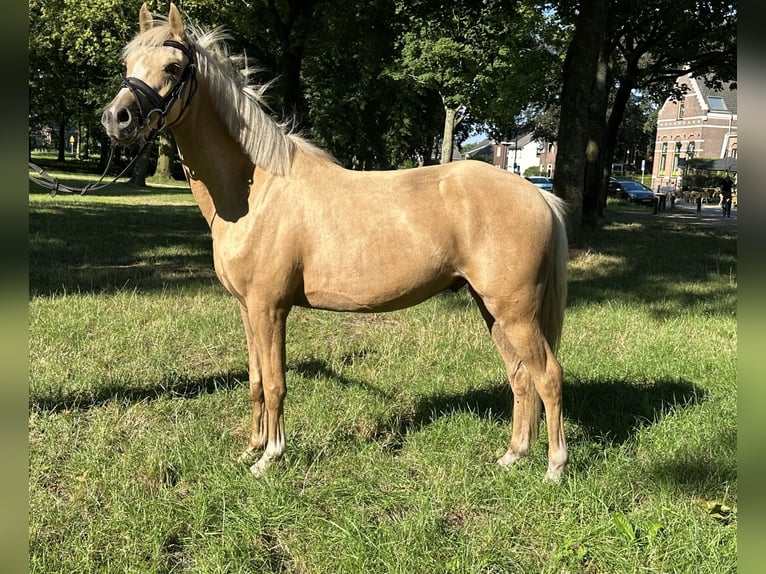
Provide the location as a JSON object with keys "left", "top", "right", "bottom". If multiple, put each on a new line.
{"left": 120, "top": 39, "right": 197, "bottom": 137}
{"left": 29, "top": 39, "right": 197, "bottom": 196}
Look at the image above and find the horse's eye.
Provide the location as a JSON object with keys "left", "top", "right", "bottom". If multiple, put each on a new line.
{"left": 165, "top": 63, "right": 181, "bottom": 76}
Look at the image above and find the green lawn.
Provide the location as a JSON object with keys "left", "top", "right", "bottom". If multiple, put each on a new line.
{"left": 29, "top": 171, "right": 736, "bottom": 573}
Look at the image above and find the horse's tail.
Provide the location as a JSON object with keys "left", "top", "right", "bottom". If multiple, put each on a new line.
{"left": 529, "top": 189, "right": 569, "bottom": 440}
{"left": 540, "top": 189, "right": 569, "bottom": 355}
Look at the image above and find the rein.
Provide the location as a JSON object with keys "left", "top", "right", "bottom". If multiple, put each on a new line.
{"left": 29, "top": 39, "right": 196, "bottom": 197}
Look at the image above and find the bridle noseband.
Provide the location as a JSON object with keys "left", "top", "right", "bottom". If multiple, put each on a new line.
{"left": 120, "top": 39, "right": 197, "bottom": 137}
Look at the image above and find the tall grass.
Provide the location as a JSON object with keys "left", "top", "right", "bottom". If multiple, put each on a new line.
{"left": 29, "top": 173, "right": 736, "bottom": 573}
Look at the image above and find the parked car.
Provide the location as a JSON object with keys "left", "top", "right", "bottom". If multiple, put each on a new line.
{"left": 525, "top": 176, "right": 554, "bottom": 191}
{"left": 615, "top": 179, "right": 656, "bottom": 206}
{"left": 608, "top": 177, "right": 622, "bottom": 196}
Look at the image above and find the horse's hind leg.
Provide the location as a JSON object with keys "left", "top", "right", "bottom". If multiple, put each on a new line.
{"left": 502, "top": 320, "right": 567, "bottom": 482}
{"left": 471, "top": 293, "right": 541, "bottom": 468}
{"left": 474, "top": 292, "right": 567, "bottom": 481}
{"left": 492, "top": 323, "right": 542, "bottom": 468}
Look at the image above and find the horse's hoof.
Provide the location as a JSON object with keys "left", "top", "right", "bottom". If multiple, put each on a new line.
{"left": 496, "top": 450, "right": 523, "bottom": 469}
{"left": 543, "top": 467, "right": 564, "bottom": 484}
{"left": 237, "top": 449, "right": 257, "bottom": 463}
{"left": 249, "top": 454, "right": 274, "bottom": 478}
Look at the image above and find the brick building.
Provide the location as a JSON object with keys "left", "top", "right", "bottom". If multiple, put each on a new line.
{"left": 651, "top": 73, "right": 737, "bottom": 191}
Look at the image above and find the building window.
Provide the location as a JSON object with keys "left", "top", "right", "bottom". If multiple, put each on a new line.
{"left": 659, "top": 142, "right": 668, "bottom": 173}
{"left": 672, "top": 141, "right": 682, "bottom": 173}
{"left": 677, "top": 101, "right": 685, "bottom": 119}
{"left": 707, "top": 96, "right": 727, "bottom": 111}
{"left": 686, "top": 141, "right": 695, "bottom": 158}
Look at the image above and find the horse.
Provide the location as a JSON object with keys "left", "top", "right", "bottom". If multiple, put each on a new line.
{"left": 101, "top": 3, "right": 570, "bottom": 482}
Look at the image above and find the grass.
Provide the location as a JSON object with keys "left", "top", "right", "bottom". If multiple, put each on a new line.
{"left": 29, "top": 170, "right": 736, "bottom": 573}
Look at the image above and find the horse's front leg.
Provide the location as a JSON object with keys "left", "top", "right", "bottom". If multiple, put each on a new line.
{"left": 237, "top": 304, "right": 266, "bottom": 462}
{"left": 245, "top": 304, "right": 289, "bottom": 478}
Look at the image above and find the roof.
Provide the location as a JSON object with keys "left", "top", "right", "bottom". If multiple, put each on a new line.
{"left": 500, "top": 132, "right": 536, "bottom": 150}
{"left": 463, "top": 138, "right": 495, "bottom": 158}
{"left": 693, "top": 76, "right": 737, "bottom": 114}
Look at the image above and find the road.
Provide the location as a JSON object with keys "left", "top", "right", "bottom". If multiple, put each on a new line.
{"left": 657, "top": 198, "right": 737, "bottom": 233}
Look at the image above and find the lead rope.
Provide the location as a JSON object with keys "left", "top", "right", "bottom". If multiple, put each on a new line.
{"left": 28, "top": 137, "right": 156, "bottom": 197}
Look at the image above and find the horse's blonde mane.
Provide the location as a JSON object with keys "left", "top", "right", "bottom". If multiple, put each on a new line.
{"left": 124, "top": 17, "right": 328, "bottom": 175}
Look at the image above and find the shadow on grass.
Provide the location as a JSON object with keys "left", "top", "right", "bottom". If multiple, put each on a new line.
{"left": 31, "top": 357, "right": 720, "bottom": 493}
{"left": 29, "top": 170, "right": 192, "bottom": 200}
{"left": 30, "top": 370, "right": 249, "bottom": 413}
{"left": 288, "top": 353, "right": 392, "bottom": 400}
{"left": 30, "top": 198, "right": 216, "bottom": 296}
{"left": 567, "top": 209, "right": 737, "bottom": 320}
{"left": 377, "top": 376, "right": 704, "bottom": 446}
{"left": 286, "top": 356, "right": 705, "bottom": 448}
{"left": 648, "top": 425, "right": 737, "bottom": 496}
{"left": 332, "top": 367, "right": 723, "bottom": 494}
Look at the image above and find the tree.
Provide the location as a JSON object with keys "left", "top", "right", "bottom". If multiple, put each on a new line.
{"left": 613, "top": 92, "right": 658, "bottom": 171}
{"left": 601, "top": 0, "right": 737, "bottom": 204}
{"left": 181, "top": 0, "right": 323, "bottom": 125}
{"left": 155, "top": 132, "right": 175, "bottom": 180}
{"left": 474, "top": 8, "right": 565, "bottom": 142}
{"left": 129, "top": 143, "right": 152, "bottom": 186}
{"left": 301, "top": 0, "right": 431, "bottom": 168}
{"left": 29, "top": 0, "right": 144, "bottom": 164}
{"left": 394, "top": 1, "right": 479, "bottom": 164}
{"left": 394, "top": 0, "right": 557, "bottom": 164}
{"left": 260, "top": 0, "right": 321, "bottom": 122}
{"left": 551, "top": 0, "right": 608, "bottom": 243}
{"left": 549, "top": 0, "right": 737, "bottom": 240}
{"left": 205, "top": 0, "right": 445, "bottom": 168}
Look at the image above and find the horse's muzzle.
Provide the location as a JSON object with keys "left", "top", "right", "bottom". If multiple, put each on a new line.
{"left": 101, "top": 102, "right": 141, "bottom": 144}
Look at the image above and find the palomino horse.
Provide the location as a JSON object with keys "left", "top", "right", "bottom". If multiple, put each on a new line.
{"left": 102, "top": 3, "right": 570, "bottom": 482}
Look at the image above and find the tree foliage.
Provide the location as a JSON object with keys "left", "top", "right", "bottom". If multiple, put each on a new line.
{"left": 393, "top": 0, "right": 561, "bottom": 163}
{"left": 301, "top": 0, "right": 442, "bottom": 168}
{"left": 29, "top": 0, "right": 146, "bottom": 161}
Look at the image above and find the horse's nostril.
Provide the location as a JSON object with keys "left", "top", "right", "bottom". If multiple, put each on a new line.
{"left": 116, "top": 108, "right": 131, "bottom": 126}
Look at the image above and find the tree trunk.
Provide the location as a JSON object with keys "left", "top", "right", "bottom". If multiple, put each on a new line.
{"left": 604, "top": 69, "right": 638, "bottom": 179}
{"left": 57, "top": 120, "right": 66, "bottom": 162}
{"left": 441, "top": 105, "right": 457, "bottom": 165}
{"left": 553, "top": 0, "right": 608, "bottom": 246}
{"left": 279, "top": 49, "right": 306, "bottom": 122}
{"left": 262, "top": 0, "right": 319, "bottom": 125}
{"left": 129, "top": 143, "right": 152, "bottom": 186}
{"left": 155, "top": 132, "right": 174, "bottom": 180}
{"left": 583, "top": 42, "right": 611, "bottom": 224}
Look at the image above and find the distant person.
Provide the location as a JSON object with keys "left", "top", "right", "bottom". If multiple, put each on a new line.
{"left": 720, "top": 177, "right": 733, "bottom": 217}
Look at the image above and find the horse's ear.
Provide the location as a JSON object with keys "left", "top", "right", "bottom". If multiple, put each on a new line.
{"left": 139, "top": 3, "right": 153, "bottom": 33}
{"left": 168, "top": 3, "right": 184, "bottom": 36}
